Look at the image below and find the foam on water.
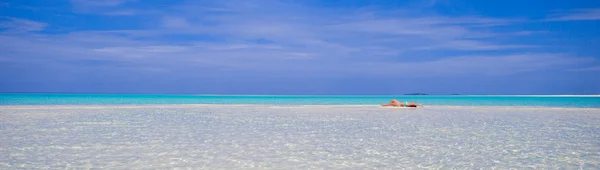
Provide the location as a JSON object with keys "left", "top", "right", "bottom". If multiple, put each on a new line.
{"left": 1, "top": 105, "right": 599, "bottom": 169}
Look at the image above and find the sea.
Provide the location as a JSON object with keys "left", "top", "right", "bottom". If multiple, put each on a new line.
{"left": 1, "top": 93, "right": 599, "bottom": 169}
{"left": 1, "top": 93, "right": 600, "bottom": 107}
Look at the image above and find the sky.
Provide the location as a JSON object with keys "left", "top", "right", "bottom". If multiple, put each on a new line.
{"left": 1, "top": 0, "right": 599, "bottom": 95}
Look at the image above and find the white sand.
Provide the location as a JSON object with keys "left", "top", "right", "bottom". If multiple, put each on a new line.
{"left": 1, "top": 104, "right": 599, "bottom": 169}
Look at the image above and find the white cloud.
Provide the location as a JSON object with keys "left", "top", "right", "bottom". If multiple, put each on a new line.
{"left": 150, "top": 2, "right": 530, "bottom": 53}
{"left": 161, "top": 16, "right": 191, "bottom": 29}
{"left": 69, "top": 0, "right": 139, "bottom": 15}
{"left": 0, "top": 17, "right": 47, "bottom": 32}
{"left": 0, "top": 29, "right": 594, "bottom": 77}
{"left": 2, "top": 1, "right": 597, "bottom": 78}
{"left": 70, "top": 0, "right": 136, "bottom": 7}
{"left": 545, "top": 8, "right": 600, "bottom": 21}
{"left": 95, "top": 45, "right": 189, "bottom": 54}
{"left": 339, "top": 54, "right": 596, "bottom": 77}
{"left": 414, "top": 40, "right": 536, "bottom": 51}
{"left": 569, "top": 66, "right": 600, "bottom": 71}
{"left": 102, "top": 10, "right": 137, "bottom": 16}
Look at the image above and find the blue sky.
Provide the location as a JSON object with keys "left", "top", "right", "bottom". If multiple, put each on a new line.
{"left": 1, "top": 0, "right": 599, "bottom": 94}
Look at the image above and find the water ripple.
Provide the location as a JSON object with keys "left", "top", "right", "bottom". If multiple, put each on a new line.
{"left": 0, "top": 105, "right": 599, "bottom": 169}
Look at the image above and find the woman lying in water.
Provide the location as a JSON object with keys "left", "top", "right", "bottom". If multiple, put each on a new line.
{"left": 380, "top": 99, "right": 423, "bottom": 107}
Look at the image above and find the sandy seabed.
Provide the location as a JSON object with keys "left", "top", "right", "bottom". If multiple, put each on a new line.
{"left": 1, "top": 104, "right": 599, "bottom": 169}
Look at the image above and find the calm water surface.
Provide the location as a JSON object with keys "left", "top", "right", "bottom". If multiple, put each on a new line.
{"left": 2, "top": 93, "right": 600, "bottom": 107}
{"left": 1, "top": 105, "right": 599, "bottom": 169}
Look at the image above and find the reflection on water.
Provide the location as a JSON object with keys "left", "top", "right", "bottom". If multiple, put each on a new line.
{"left": 1, "top": 105, "right": 599, "bottom": 169}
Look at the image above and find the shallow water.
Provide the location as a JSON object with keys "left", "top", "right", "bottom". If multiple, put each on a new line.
{"left": 1, "top": 105, "right": 599, "bottom": 169}
{"left": 2, "top": 93, "right": 600, "bottom": 108}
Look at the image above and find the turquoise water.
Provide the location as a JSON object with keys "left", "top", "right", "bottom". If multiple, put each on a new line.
{"left": 2, "top": 105, "right": 599, "bottom": 169}
{"left": 1, "top": 93, "right": 599, "bottom": 108}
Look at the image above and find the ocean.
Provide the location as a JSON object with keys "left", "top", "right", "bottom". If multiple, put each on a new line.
{"left": 1, "top": 93, "right": 599, "bottom": 169}
{"left": 1, "top": 93, "right": 600, "bottom": 107}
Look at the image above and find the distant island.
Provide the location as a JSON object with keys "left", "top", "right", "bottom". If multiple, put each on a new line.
{"left": 404, "top": 93, "right": 428, "bottom": 95}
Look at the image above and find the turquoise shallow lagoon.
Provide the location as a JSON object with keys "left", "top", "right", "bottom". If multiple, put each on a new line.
{"left": 1, "top": 104, "right": 599, "bottom": 169}
{"left": 1, "top": 93, "right": 600, "bottom": 108}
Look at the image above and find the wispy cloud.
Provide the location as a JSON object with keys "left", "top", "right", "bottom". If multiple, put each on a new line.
{"left": 375, "top": 54, "right": 595, "bottom": 76}
{"left": 414, "top": 40, "right": 536, "bottom": 51}
{"left": 69, "top": 0, "right": 139, "bottom": 15}
{"left": 101, "top": 9, "right": 138, "bottom": 16}
{"left": 545, "top": 8, "right": 600, "bottom": 21}
{"left": 0, "top": 57, "right": 9, "bottom": 62}
{"left": 1, "top": 0, "right": 597, "bottom": 79}
{"left": 0, "top": 17, "right": 47, "bottom": 32}
{"left": 569, "top": 65, "right": 600, "bottom": 71}
{"left": 70, "top": 0, "right": 136, "bottom": 7}
{"left": 147, "top": 1, "right": 533, "bottom": 56}
{"left": 161, "top": 16, "right": 192, "bottom": 29}
{"left": 1, "top": 29, "right": 590, "bottom": 78}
